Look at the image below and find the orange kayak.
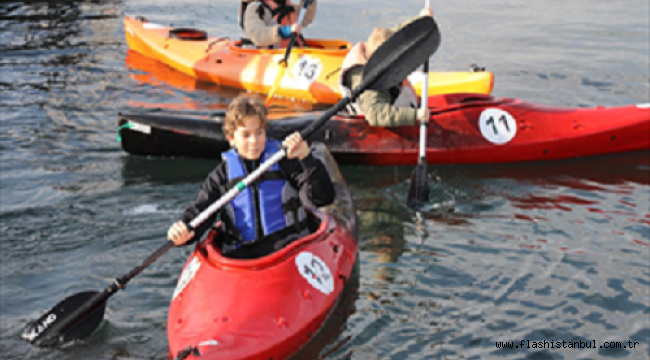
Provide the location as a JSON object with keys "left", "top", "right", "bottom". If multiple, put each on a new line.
{"left": 124, "top": 49, "right": 319, "bottom": 113}
{"left": 124, "top": 16, "right": 495, "bottom": 104}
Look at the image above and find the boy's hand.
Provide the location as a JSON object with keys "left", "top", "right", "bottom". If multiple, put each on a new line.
{"left": 168, "top": 221, "right": 194, "bottom": 246}
{"left": 290, "top": 23, "right": 302, "bottom": 36}
{"left": 420, "top": 6, "right": 433, "bottom": 18}
{"left": 417, "top": 107, "right": 430, "bottom": 123}
{"left": 283, "top": 132, "right": 310, "bottom": 160}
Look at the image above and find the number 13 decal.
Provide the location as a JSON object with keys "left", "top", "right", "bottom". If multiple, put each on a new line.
{"left": 290, "top": 56, "right": 323, "bottom": 88}
{"left": 479, "top": 108, "right": 517, "bottom": 144}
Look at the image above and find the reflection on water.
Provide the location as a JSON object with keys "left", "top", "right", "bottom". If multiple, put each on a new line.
{"left": 124, "top": 49, "right": 239, "bottom": 113}
{"left": 339, "top": 151, "right": 649, "bottom": 359}
{"left": 349, "top": 150, "right": 649, "bottom": 255}
{"left": 358, "top": 197, "right": 408, "bottom": 283}
{"left": 292, "top": 265, "right": 360, "bottom": 360}
{"left": 1, "top": 1, "right": 121, "bottom": 93}
{"left": 124, "top": 49, "right": 320, "bottom": 114}
{"left": 120, "top": 155, "right": 218, "bottom": 185}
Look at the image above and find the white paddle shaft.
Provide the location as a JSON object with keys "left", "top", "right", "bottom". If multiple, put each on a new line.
{"left": 188, "top": 150, "right": 287, "bottom": 229}
{"left": 418, "top": 0, "right": 430, "bottom": 161}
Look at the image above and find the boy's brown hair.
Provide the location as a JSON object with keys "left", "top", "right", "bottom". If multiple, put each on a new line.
{"left": 222, "top": 94, "right": 268, "bottom": 137}
{"left": 365, "top": 27, "right": 394, "bottom": 59}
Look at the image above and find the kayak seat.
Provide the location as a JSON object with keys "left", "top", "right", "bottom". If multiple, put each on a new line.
{"left": 168, "top": 28, "right": 208, "bottom": 41}
{"left": 237, "top": 38, "right": 271, "bottom": 50}
{"left": 234, "top": 37, "right": 314, "bottom": 50}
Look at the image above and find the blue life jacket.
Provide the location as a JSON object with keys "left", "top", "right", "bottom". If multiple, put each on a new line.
{"left": 221, "top": 140, "right": 308, "bottom": 243}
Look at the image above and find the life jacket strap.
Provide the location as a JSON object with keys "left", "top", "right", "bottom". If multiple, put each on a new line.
{"left": 272, "top": 5, "right": 295, "bottom": 24}
{"left": 223, "top": 170, "right": 285, "bottom": 192}
{"left": 281, "top": 196, "right": 302, "bottom": 233}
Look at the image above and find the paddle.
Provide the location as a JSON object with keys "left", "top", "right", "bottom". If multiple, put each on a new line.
{"left": 264, "top": 1, "right": 311, "bottom": 106}
{"left": 22, "top": 15, "right": 440, "bottom": 348}
{"left": 407, "top": 4, "right": 435, "bottom": 209}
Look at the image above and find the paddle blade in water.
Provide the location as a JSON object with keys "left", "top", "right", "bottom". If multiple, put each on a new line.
{"left": 407, "top": 163, "right": 430, "bottom": 208}
{"left": 22, "top": 291, "right": 106, "bottom": 347}
{"left": 363, "top": 16, "right": 441, "bottom": 92}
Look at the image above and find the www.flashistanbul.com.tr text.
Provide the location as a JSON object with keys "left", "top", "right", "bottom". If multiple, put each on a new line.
{"left": 495, "top": 340, "right": 640, "bottom": 350}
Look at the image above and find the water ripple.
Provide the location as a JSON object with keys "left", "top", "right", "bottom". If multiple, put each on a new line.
{"left": 2, "top": 0, "right": 649, "bottom": 359}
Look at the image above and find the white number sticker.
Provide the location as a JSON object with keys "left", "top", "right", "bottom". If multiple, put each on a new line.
{"left": 143, "top": 23, "right": 166, "bottom": 29}
{"left": 129, "top": 122, "right": 151, "bottom": 134}
{"left": 478, "top": 108, "right": 517, "bottom": 145}
{"left": 172, "top": 256, "right": 201, "bottom": 300}
{"left": 289, "top": 56, "right": 323, "bottom": 89}
{"left": 295, "top": 252, "right": 334, "bottom": 295}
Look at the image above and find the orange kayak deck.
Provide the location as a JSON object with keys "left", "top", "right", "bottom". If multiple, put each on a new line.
{"left": 124, "top": 16, "right": 495, "bottom": 104}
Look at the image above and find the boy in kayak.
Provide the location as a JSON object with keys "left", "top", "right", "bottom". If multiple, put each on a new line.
{"left": 239, "top": 0, "right": 317, "bottom": 48}
{"left": 338, "top": 6, "right": 433, "bottom": 127}
{"left": 167, "top": 95, "right": 335, "bottom": 259}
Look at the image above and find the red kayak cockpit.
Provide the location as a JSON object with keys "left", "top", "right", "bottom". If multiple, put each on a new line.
{"left": 195, "top": 208, "right": 334, "bottom": 269}
{"left": 168, "top": 207, "right": 358, "bottom": 360}
{"left": 166, "top": 144, "right": 358, "bottom": 360}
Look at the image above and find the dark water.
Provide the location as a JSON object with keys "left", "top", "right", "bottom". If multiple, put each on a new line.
{"left": 1, "top": 0, "right": 649, "bottom": 359}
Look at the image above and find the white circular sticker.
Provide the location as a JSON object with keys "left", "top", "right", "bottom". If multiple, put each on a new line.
{"left": 478, "top": 108, "right": 517, "bottom": 145}
{"left": 289, "top": 55, "right": 323, "bottom": 89}
{"left": 295, "top": 252, "right": 334, "bottom": 295}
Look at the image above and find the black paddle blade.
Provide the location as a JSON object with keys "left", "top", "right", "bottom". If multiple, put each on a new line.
{"left": 300, "top": 16, "right": 441, "bottom": 140}
{"left": 363, "top": 16, "right": 441, "bottom": 91}
{"left": 407, "top": 163, "right": 430, "bottom": 208}
{"left": 22, "top": 291, "right": 106, "bottom": 347}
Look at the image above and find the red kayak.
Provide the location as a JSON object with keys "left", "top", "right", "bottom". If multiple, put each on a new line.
{"left": 167, "top": 145, "right": 358, "bottom": 360}
{"left": 117, "top": 93, "right": 650, "bottom": 165}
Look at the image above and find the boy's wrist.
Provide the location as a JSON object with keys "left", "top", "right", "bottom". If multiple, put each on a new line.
{"left": 278, "top": 25, "right": 292, "bottom": 39}
{"left": 298, "top": 148, "right": 310, "bottom": 160}
{"left": 298, "top": 150, "right": 313, "bottom": 162}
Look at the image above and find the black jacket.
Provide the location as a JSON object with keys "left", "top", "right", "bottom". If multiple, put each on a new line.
{"left": 180, "top": 147, "right": 335, "bottom": 256}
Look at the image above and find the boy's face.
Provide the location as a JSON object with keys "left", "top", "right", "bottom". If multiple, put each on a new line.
{"left": 227, "top": 115, "right": 266, "bottom": 160}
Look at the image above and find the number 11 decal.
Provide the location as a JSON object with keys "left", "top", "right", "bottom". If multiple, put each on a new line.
{"left": 479, "top": 108, "right": 517, "bottom": 144}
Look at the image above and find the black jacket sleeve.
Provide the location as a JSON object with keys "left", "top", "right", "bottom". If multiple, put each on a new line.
{"left": 178, "top": 146, "right": 335, "bottom": 246}
{"left": 179, "top": 163, "right": 228, "bottom": 245}
{"left": 279, "top": 148, "right": 336, "bottom": 208}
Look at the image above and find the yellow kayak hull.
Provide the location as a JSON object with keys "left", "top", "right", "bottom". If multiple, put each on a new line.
{"left": 124, "top": 16, "right": 494, "bottom": 104}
